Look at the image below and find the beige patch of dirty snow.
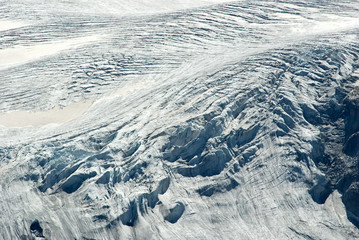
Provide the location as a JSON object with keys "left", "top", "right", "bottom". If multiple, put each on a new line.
{"left": 0, "top": 100, "right": 93, "bottom": 127}
{"left": 0, "top": 35, "right": 103, "bottom": 70}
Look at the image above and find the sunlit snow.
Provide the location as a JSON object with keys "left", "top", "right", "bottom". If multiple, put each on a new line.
{"left": 1, "top": 0, "right": 359, "bottom": 239}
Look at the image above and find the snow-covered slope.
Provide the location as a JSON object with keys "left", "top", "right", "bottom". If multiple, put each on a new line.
{"left": 1, "top": 0, "right": 359, "bottom": 239}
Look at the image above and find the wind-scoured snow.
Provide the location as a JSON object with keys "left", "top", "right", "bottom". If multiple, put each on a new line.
{"left": 1, "top": 0, "right": 359, "bottom": 239}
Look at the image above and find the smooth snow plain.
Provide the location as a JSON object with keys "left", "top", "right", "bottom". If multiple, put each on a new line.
{"left": 1, "top": 0, "right": 359, "bottom": 239}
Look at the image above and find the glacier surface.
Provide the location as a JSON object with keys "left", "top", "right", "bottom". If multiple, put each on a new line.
{"left": 1, "top": 0, "right": 359, "bottom": 239}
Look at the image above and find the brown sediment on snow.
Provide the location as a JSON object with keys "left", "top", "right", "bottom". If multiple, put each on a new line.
{"left": 0, "top": 81, "right": 150, "bottom": 128}
{"left": 0, "top": 35, "right": 103, "bottom": 70}
{"left": 0, "top": 100, "right": 93, "bottom": 128}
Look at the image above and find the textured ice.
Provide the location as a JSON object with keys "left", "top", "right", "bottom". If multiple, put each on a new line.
{"left": 1, "top": 0, "right": 359, "bottom": 239}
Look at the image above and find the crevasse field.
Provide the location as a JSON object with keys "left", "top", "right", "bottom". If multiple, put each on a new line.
{"left": 1, "top": 0, "right": 359, "bottom": 239}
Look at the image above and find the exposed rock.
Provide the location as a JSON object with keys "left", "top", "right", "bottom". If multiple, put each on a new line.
{"left": 30, "top": 219, "right": 44, "bottom": 238}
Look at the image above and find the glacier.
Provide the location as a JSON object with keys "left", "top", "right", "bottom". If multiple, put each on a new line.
{"left": 1, "top": 0, "right": 359, "bottom": 239}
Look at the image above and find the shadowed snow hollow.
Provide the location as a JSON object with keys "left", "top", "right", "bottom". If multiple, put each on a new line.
{"left": 1, "top": 0, "right": 359, "bottom": 239}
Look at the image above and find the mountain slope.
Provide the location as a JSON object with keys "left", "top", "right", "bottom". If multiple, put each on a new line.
{"left": 1, "top": 0, "right": 359, "bottom": 239}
